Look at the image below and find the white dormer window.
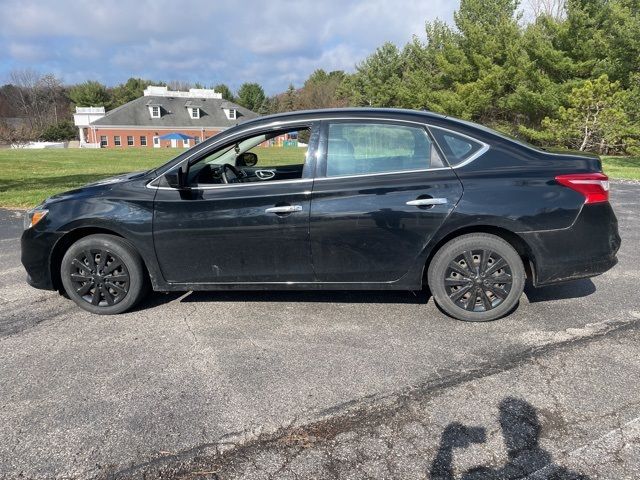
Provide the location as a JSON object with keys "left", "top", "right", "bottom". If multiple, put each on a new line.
{"left": 150, "top": 106, "right": 161, "bottom": 118}
{"left": 190, "top": 107, "right": 200, "bottom": 119}
{"left": 228, "top": 108, "right": 236, "bottom": 120}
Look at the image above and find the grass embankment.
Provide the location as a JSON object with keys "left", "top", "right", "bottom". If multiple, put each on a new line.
{"left": 0, "top": 149, "right": 637, "bottom": 208}
{"left": 601, "top": 156, "right": 640, "bottom": 181}
{"left": 0, "top": 147, "right": 306, "bottom": 207}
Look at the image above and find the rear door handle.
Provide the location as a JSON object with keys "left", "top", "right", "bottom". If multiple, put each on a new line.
{"left": 406, "top": 198, "right": 448, "bottom": 206}
{"left": 265, "top": 205, "right": 303, "bottom": 214}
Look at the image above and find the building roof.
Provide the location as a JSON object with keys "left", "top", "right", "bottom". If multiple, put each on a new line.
{"left": 91, "top": 95, "right": 258, "bottom": 128}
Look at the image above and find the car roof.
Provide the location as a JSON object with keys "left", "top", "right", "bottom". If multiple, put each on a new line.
{"left": 237, "top": 107, "right": 448, "bottom": 126}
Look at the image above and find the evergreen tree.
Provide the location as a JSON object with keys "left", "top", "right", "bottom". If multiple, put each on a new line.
{"left": 68, "top": 81, "right": 111, "bottom": 107}
{"left": 235, "top": 83, "right": 266, "bottom": 112}
{"left": 213, "top": 83, "right": 235, "bottom": 101}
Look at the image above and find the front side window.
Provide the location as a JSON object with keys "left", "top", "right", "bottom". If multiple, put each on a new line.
{"left": 127, "top": 135, "right": 134, "bottom": 146}
{"left": 187, "top": 127, "right": 310, "bottom": 186}
{"left": 114, "top": 135, "right": 121, "bottom": 147}
{"left": 100, "top": 135, "right": 107, "bottom": 147}
{"left": 140, "top": 136, "right": 147, "bottom": 146}
{"left": 325, "top": 122, "right": 443, "bottom": 177}
{"left": 429, "top": 127, "right": 485, "bottom": 166}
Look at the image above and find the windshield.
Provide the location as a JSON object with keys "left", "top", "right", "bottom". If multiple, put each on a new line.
{"left": 199, "top": 134, "right": 269, "bottom": 166}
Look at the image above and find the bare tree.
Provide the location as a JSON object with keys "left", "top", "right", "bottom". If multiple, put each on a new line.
{"left": 7, "top": 69, "right": 39, "bottom": 129}
{"left": 166, "top": 80, "right": 193, "bottom": 91}
{"left": 525, "top": 0, "right": 565, "bottom": 20}
{"left": 5, "top": 69, "right": 67, "bottom": 133}
{"left": 38, "top": 74, "right": 65, "bottom": 125}
{"left": 0, "top": 118, "right": 35, "bottom": 146}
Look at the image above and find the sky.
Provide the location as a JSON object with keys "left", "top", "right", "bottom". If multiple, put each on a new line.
{"left": 0, "top": 0, "right": 457, "bottom": 95}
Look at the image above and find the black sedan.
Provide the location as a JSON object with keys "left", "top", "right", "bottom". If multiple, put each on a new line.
{"left": 21, "top": 109, "right": 620, "bottom": 321}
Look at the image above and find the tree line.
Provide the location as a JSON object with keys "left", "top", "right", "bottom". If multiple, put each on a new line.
{"left": 1, "top": 0, "right": 638, "bottom": 154}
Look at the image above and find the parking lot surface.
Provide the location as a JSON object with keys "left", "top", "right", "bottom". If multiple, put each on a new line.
{"left": 1, "top": 183, "right": 639, "bottom": 479}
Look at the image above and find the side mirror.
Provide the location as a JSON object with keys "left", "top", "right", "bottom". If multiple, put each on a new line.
{"left": 164, "top": 166, "right": 186, "bottom": 189}
{"left": 237, "top": 152, "right": 258, "bottom": 167}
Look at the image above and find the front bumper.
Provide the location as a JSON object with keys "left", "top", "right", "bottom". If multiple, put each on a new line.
{"left": 520, "top": 202, "right": 621, "bottom": 286}
{"left": 21, "top": 228, "right": 64, "bottom": 291}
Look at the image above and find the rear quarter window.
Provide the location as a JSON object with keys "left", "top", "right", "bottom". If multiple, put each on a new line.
{"left": 429, "top": 126, "right": 485, "bottom": 166}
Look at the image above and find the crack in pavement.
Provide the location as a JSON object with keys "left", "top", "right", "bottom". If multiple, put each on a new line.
{"left": 102, "top": 315, "right": 640, "bottom": 479}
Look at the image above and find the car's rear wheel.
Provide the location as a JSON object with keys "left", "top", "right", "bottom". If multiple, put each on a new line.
{"left": 60, "top": 234, "right": 148, "bottom": 315}
{"left": 427, "top": 233, "right": 525, "bottom": 322}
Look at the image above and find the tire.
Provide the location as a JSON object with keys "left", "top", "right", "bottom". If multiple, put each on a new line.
{"left": 427, "top": 233, "right": 525, "bottom": 322}
{"left": 60, "top": 234, "right": 149, "bottom": 315}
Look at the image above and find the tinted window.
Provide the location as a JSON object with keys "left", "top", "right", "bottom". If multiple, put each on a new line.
{"left": 326, "top": 123, "right": 443, "bottom": 177}
{"left": 429, "top": 127, "right": 484, "bottom": 165}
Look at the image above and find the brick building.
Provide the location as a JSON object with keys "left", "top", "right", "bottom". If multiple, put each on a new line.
{"left": 73, "top": 86, "right": 258, "bottom": 148}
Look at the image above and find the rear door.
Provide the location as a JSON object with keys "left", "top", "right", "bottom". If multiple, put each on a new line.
{"left": 309, "top": 120, "right": 464, "bottom": 283}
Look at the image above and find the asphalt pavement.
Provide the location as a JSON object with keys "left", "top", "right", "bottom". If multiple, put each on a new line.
{"left": 0, "top": 183, "right": 639, "bottom": 479}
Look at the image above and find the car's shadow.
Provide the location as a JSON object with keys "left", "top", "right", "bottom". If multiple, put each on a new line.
{"left": 179, "top": 289, "right": 431, "bottom": 305}
{"left": 524, "top": 278, "right": 596, "bottom": 303}
{"left": 136, "top": 279, "right": 596, "bottom": 310}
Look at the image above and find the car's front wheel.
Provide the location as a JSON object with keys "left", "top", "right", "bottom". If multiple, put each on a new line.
{"left": 60, "top": 234, "right": 149, "bottom": 315}
{"left": 427, "top": 233, "right": 525, "bottom": 322}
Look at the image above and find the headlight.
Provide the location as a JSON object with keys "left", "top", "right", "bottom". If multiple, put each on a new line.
{"left": 24, "top": 208, "right": 49, "bottom": 230}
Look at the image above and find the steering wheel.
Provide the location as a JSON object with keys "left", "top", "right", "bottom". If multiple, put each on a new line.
{"left": 220, "top": 163, "right": 243, "bottom": 184}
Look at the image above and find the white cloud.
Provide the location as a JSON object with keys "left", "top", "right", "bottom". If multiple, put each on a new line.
{"left": 0, "top": 0, "right": 458, "bottom": 93}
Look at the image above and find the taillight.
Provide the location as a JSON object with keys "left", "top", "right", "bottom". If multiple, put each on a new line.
{"left": 555, "top": 173, "right": 609, "bottom": 204}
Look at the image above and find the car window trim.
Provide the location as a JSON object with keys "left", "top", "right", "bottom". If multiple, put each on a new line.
{"left": 151, "top": 177, "right": 313, "bottom": 191}
{"left": 147, "top": 116, "right": 488, "bottom": 189}
{"left": 426, "top": 125, "right": 489, "bottom": 168}
{"left": 148, "top": 122, "right": 319, "bottom": 190}
{"left": 314, "top": 119, "right": 489, "bottom": 180}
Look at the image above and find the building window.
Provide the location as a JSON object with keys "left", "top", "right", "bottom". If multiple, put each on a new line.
{"left": 100, "top": 135, "right": 107, "bottom": 147}
{"left": 151, "top": 106, "right": 160, "bottom": 118}
{"left": 194, "top": 137, "right": 200, "bottom": 145}
{"left": 127, "top": 135, "right": 134, "bottom": 146}
{"left": 140, "top": 136, "right": 147, "bottom": 146}
{"left": 114, "top": 135, "right": 121, "bottom": 147}
{"left": 190, "top": 107, "right": 199, "bottom": 119}
{"left": 228, "top": 108, "right": 236, "bottom": 119}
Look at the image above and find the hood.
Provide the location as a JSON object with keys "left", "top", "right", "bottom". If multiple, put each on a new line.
{"left": 44, "top": 171, "right": 149, "bottom": 206}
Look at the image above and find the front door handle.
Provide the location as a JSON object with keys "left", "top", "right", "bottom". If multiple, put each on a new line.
{"left": 265, "top": 205, "right": 303, "bottom": 214}
{"left": 406, "top": 198, "right": 448, "bottom": 206}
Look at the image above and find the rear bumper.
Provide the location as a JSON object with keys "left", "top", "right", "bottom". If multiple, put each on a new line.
{"left": 519, "top": 202, "right": 621, "bottom": 286}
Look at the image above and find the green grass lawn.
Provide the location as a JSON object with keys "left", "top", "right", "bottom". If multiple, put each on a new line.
{"left": 0, "top": 148, "right": 637, "bottom": 208}
{"left": 601, "top": 156, "right": 640, "bottom": 181}
{"left": 0, "top": 147, "right": 307, "bottom": 207}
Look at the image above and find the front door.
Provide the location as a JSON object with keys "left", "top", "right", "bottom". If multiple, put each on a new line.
{"left": 152, "top": 124, "right": 317, "bottom": 284}
{"left": 310, "top": 120, "right": 464, "bottom": 283}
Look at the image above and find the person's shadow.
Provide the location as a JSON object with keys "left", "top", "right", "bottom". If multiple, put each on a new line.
{"left": 430, "top": 397, "right": 590, "bottom": 479}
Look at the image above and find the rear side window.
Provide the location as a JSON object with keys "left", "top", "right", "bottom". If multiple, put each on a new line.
{"left": 429, "top": 127, "right": 485, "bottom": 166}
{"left": 325, "top": 122, "right": 444, "bottom": 177}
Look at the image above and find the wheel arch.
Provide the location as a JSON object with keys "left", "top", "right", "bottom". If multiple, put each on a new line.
{"left": 50, "top": 227, "right": 149, "bottom": 292}
{"left": 422, "top": 225, "right": 537, "bottom": 286}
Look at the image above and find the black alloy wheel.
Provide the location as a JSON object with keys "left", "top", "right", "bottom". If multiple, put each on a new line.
{"left": 444, "top": 249, "right": 513, "bottom": 312}
{"left": 61, "top": 234, "right": 149, "bottom": 314}
{"left": 428, "top": 233, "right": 525, "bottom": 322}
{"left": 69, "top": 249, "right": 130, "bottom": 307}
